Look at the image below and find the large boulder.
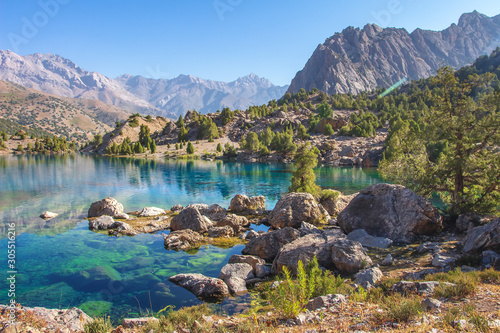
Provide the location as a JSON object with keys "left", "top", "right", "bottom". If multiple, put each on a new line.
{"left": 88, "top": 197, "right": 129, "bottom": 219}
{"left": 186, "top": 204, "right": 227, "bottom": 221}
{"left": 462, "top": 219, "right": 500, "bottom": 253}
{"left": 229, "top": 194, "right": 266, "bottom": 213}
{"left": 218, "top": 263, "right": 254, "bottom": 282}
{"left": 163, "top": 229, "right": 203, "bottom": 251}
{"left": 217, "top": 214, "right": 249, "bottom": 233}
{"left": 268, "top": 193, "right": 327, "bottom": 229}
{"left": 138, "top": 207, "right": 166, "bottom": 217}
{"left": 170, "top": 207, "right": 213, "bottom": 232}
{"left": 272, "top": 233, "right": 334, "bottom": 275}
{"left": 242, "top": 227, "right": 300, "bottom": 262}
{"left": 89, "top": 216, "right": 116, "bottom": 230}
{"left": 330, "top": 239, "right": 372, "bottom": 274}
{"left": 228, "top": 255, "right": 265, "bottom": 272}
{"left": 337, "top": 184, "right": 442, "bottom": 243}
{"left": 168, "top": 274, "right": 229, "bottom": 301}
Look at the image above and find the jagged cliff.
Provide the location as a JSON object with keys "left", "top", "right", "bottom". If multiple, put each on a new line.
{"left": 288, "top": 11, "right": 500, "bottom": 95}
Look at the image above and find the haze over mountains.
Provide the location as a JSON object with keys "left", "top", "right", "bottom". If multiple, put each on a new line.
{"left": 288, "top": 11, "right": 500, "bottom": 95}
{"left": 0, "top": 50, "right": 288, "bottom": 118}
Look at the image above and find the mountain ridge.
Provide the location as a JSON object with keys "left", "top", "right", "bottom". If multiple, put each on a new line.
{"left": 0, "top": 50, "right": 288, "bottom": 118}
{"left": 287, "top": 11, "right": 500, "bottom": 95}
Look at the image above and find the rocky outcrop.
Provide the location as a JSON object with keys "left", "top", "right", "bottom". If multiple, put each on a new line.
{"left": 88, "top": 197, "right": 129, "bottom": 219}
{"left": 229, "top": 194, "right": 266, "bottom": 213}
{"left": 330, "top": 239, "right": 372, "bottom": 274}
{"left": 168, "top": 274, "right": 229, "bottom": 301}
{"left": 217, "top": 214, "right": 249, "bottom": 233}
{"left": 268, "top": 193, "right": 328, "bottom": 229}
{"left": 347, "top": 229, "right": 392, "bottom": 248}
{"left": 338, "top": 184, "right": 442, "bottom": 243}
{"left": 170, "top": 204, "right": 183, "bottom": 212}
{"left": 462, "top": 219, "right": 500, "bottom": 253}
{"left": 163, "top": 229, "right": 203, "bottom": 251}
{"left": 170, "top": 207, "right": 213, "bottom": 232}
{"left": 88, "top": 216, "right": 116, "bottom": 230}
{"left": 138, "top": 207, "right": 166, "bottom": 217}
{"left": 40, "top": 211, "right": 58, "bottom": 219}
{"left": 288, "top": 11, "right": 500, "bottom": 95}
{"left": 242, "top": 227, "right": 300, "bottom": 262}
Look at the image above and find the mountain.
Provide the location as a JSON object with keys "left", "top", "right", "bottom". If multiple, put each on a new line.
{"left": 0, "top": 80, "right": 131, "bottom": 141}
{"left": 115, "top": 72, "right": 288, "bottom": 118}
{"left": 0, "top": 50, "right": 288, "bottom": 118}
{"left": 288, "top": 11, "right": 500, "bottom": 95}
{"left": 0, "top": 50, "right": 159, "bottom": 115}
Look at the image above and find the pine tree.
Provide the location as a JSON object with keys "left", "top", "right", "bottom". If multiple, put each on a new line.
{"left": 151, "top": 140, "right": 157, "bottom": 153}
{"left": 289, "top": 143, "right": 321, "bottom": 197}
{"left": 216, "top": 142, "right": 222, "bottom": 152}
{"left": 186, "top": 142, "right": 194, "bottom": 154}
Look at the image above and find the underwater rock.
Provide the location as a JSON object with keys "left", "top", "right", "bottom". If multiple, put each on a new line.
{"left": 88, "top": 215, "right": 115, "bottom": 230}
{"left": 169, "top": 273, "right": 229, "bottom": 301}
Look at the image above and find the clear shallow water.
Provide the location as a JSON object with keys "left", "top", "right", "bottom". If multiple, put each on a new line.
{"left": 0, "top": 154, "right": 382, "bottom": 320}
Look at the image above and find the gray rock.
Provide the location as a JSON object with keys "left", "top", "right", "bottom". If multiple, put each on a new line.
{"left": 138, "top": 207, "right": 166, "bottom": 217}
{"left": 170, "top": 206, "right": 213, "bottom": 232}
{"left": 229, "top": 194, "right": 266, "bottom": 212}
{"left": 217, "top": 214, "right": 249, "bottom": 233}
{"left": 338, "top": 184, "right": 442, "bottom": 243}
{"left": 255, "top": 264, "right": 271, "bottom": 278}
{"left": 330, "top": 238, "right": 372, "bottom": 274}
{"left": 381, "top": 254, "right": 393, "bottom": 266}
{"left": 268, "top": 193, "right": 328, "bottom": 229}
{"left": 207, "top": 226, "right": 234, "bottom": 238}
{"left": 115, "top": 221, "right": 137, "bottom": 236}
{"left": 228, "top": 255, "right": 265, "bottom": 273}
{"left": 163, "top": 229, "right": 203, "bottom": 251}
{"left": 40, "top": 211, "right": 58, "bottom": 219}
{"left": 422, "top": 298, "right": 442, "bottom": 310}
{"left": 432, "top": 253, "right": 458, "bottom": 268}
{"left": 462, "top": 218, "right": 500, "bottom": 253}
{"left": 390, "top": 281, "right": 444, "bottom": 295}
{"left": 347, "top": 229, "right": 392, "bottom": 248}
{"left": 88, "top": 197, "right": 128, "bottom": 219}
{"left": 226, "top": 277, "right": 248, "bottom": 295}
{"left": 305, "top": 294, "right": 346, "bottom": 311}
{"left": 242, "top": 227, "right": 300, "bottom": 262}
{"left": 88, "top": 216, "right": 115, "bottom": 230}
{"left": 416, "top": 242, "right": 442, "bottom": 254}
{"left": 456, "top": 212, "right": 482, "bottom": 233}
{"left": 123, "top": 317, "right": 159, "bottom": 328}
{"left": 299, "top": 222, "right": 322, "bottom": 237}
{"left": 272, "top": 233, "right": 333, "bottom": 275}
{"left": 354, "top": 267, "right": 383, "bottom": 286}
{"left": 482, "top": 250, "right": 500, "bottom": 268}
{"left": 186, "top": 203, "right": 227, "bottom": 221}
{"left": 170, "top": 204, "right": 183, "bottom": 212}
{"left": 244, "top": 230, "right": 259, "bottom": 240}
{"left": 169, "top": 273, "right": 229, "bottom": 301}
{"left": 218, "top": 263, "right": 254, "bottom": 282}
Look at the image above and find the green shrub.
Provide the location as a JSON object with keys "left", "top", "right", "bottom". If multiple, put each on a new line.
{"left": 319, "top": 189, "right": 340, "bottom": 202}
{"left": 427, "top": 268, "right": 478, "bottom": 298}
{"left": 306, "top": 257, "right": 347, "bottom": 297}
{"left": 84, "top": 316, "right": 113, "bottom": 333}
{"left": 380, "top": 294, "right": 425, "bottom": 323}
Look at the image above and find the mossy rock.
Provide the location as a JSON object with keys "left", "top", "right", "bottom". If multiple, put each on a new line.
{"left": 79, "top": 301, "right": 113, "bottom": 317}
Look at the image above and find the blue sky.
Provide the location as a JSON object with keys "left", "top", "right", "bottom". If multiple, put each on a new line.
{"left": 0, "top": 0, "right": 499, "bottom": 86}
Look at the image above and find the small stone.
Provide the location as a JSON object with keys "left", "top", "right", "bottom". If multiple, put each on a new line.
{"left": 40, "top": 211, "right": 58, "bottom": 219}
{"left": 381, "top": 254, "right": 393, "bottom": 266}
{"left": 421, "top": 297, "right": 441, "bottom": 310}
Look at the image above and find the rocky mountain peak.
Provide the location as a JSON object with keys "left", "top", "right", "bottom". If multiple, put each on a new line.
{"left": 288, "top": 11, "right": 500, "bottom": 95}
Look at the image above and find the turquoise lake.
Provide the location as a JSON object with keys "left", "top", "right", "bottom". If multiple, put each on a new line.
{"left": 0, "top": 154, "right": 382, "bottom": 320}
